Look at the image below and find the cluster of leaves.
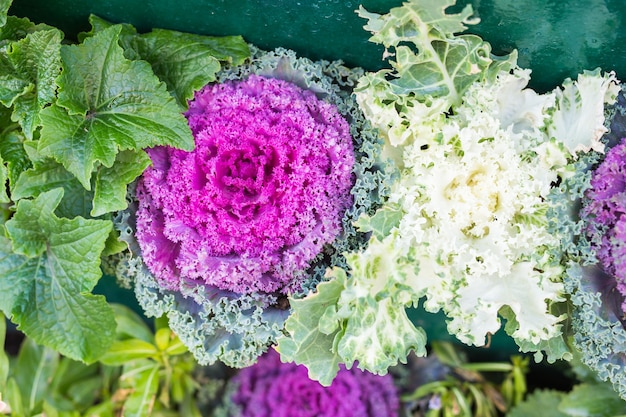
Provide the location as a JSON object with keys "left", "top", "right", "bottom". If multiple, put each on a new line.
{"left": 402, "top": 342, "right": 529, "bottom": 417}
{"left": 506, "top": 349, "right": 626, "bottom": 417}
{"left": 0, "top": 1, "right": 249, "bottom": 364}
{"left": 0, "top": 306, "right": 229, "bottom": 417}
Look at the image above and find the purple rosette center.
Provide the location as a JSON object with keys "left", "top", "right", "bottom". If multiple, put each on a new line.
{"left": 583, "top": 137, "right": 626, "bottom": 313}
{"left": 135, "top": 75, "right": 355, "bottom": 294}
{"left": 230, "top": 350, "right": 399, "bottom": 417}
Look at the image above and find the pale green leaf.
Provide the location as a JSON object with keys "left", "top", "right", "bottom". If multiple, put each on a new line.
{"left": 92, "top": 149, "right": 150, "bottom": 217}
{"left": 559, "top": 383, "right": 626, "bottom": 417}
{"left": 506, "top": 390, "right": 568, "bottom": 417}
{"left": 38, "top": 25, "right": 193, "bottom": 189}
{"left": 5, "top": 377, "right": 25, "bottom": 417}
{"left": 100, "top": 339, "right": 158, "bottom": 366}
{"left": 110, "top": 303, "right": 153, "bottom": 343}
{"left": 1, "top": 189, "right": 116, "bottom": 362}
{"left": 13, "top": 337, "right": 59, "bottom": 415}
{"left": 0, "top": 0, "right": 10, "bottom": 28}
{"left": 121, "top": 361, "right": 159, "bottom": 417}
{"left": 277, "top": 278, "right": 344, "bottom": 386}
{"left": 132, "top": 28, "right": 249, "bottom": 107}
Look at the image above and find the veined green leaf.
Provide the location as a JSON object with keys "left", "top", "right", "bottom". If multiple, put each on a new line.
{"left": 276, "top": 278, "right": 344, "bottom": 386}
{"left": 0, "top": 189, "right": 115, "bottom": 362}
{"left": 132, "top": 28, "right": 249, "bottom": 108}
{"left": 0, "top": 111, "right": 31, "bottom": 188}
{"left": 38, "top": 25, "right": 193, "bottom": 190}
{"left": 559, "top": 382, "right": 626, "bottom": 417}
{"left": 92, "top": 149, "right": 150, "bottom": 217}
{"left": 5, "top": 28, "right": 62, "bottom": 138}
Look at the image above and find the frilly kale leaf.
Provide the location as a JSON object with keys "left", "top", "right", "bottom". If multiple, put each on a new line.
{"left": 564, "top": 85, "right": 626, "bottom": 401}
{"left": 111, "top": 47, "right": 395, "bottom": 368}
{"left": 0, "top": 189, "right": 115, "bottom": 362}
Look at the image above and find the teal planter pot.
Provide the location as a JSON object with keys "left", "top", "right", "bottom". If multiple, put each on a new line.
{"left": 10, "top": 0, "right": 626, "bottom": 92}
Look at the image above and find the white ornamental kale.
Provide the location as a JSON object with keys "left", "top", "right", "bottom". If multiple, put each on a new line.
{"left": 278, "top": 0, "right": 619, "bottom": 386}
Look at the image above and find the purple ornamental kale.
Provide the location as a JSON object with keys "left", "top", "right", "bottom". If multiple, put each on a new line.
{"left": 230, "top": 350, "right": 399, "bottom": 417}
{"left": 582, "top": 138, "right": 626, "bottom": 310}
{"left": 135, "top": 75, "right": 355, "bottom": 294}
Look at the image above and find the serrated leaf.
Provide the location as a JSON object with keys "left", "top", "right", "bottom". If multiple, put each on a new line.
{"left": 0, "top": 114, "right": 32, "bottom": 188}
{"left": 559, "top": 382, "right": 626, "bottom": 417}
{"left": 92, "top": 149, "right": 150, "bottom": 217}
{"left": 132, "top": 28, "right": 249, "bottom": 107}
{"left": 276, "top": 278, "right": 344, "bottom": 386}
{"left": 38, "top": 25, "right": 193, "bottom": 189}
{"left": 0, "top": 189, "right": 116, "bottom": 362}
{"left": 5, "top": 28, "right": 62, "bottom": 138}
{"left": 13, "top": 337, "right": 59, "bottom": 414}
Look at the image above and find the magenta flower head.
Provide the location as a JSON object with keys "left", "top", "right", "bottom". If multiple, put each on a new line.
{"left": 229, "top": 349, "right": 399, "bottom": 417}
{"left": 582, "top": 137, "right": 626, "bottom": 307}
{"left": 135, "top": 74, "right": 355, "bottom": 294}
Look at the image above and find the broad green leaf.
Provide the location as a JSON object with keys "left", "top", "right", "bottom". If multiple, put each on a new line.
{"left": 132, "top": 28, "right": 249, "bottom": 107}
{"left": 0, "top": 16, "right": 54, "bottom": 45}
{"left": 0, "top": 0, "right": 10, "bottom": 28}
{"left": 100, "top": 339, "right": 159, "bottom": 366}
{"left": 92, "top": 149, "right": 150, "bottom": 217}
{"left": 13, "top": 337, "right": 59, "bottom": 415}
{"left": 277, "top": 278, "right": 344, "bottom": 386}
{"left": 1, "top": 189, "right": 116, "bottom": 362}
{"left": 559, "top": 382, "right": 626, "bottom": 417}
{"left": 11, "top": 159, "right": 93, "bottom": 218}
{"left": 38, "top": 25, "right": 193, "bottom": 189}
{"left": 0, "top": 114, "right": 31, "bottom": 188}
{"left": 110, "top": 303, "right": 153, "bottom": 343}
{"left": 5, "top": 28, "right": 62, "bottom": 138}
{"left": 5, "top": 377, "right": 24, "bottom": 417}
{"left": 121, "top": 361, "right": 159, "bottom": 417}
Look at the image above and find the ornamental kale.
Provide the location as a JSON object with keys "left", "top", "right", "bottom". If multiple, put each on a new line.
{"left": 564, "top": 86, "right": 626, "bottom": 401}
{"left": 112, "top": 47, "right": 394, "bottom": 368}
{"left": 0, "top": 10, "right": 247, "bottom": 362}
{"left": 136, "top": 75, "right": 354, "bottom": 295}
{"left": 225, "top": 349, "right": 399, "bottom": 417}
{"left": 277, "top": 0, "right": 619, "bottom": 385}
{"left": 582, "top": 138, "right": 626, "bottom": 308}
